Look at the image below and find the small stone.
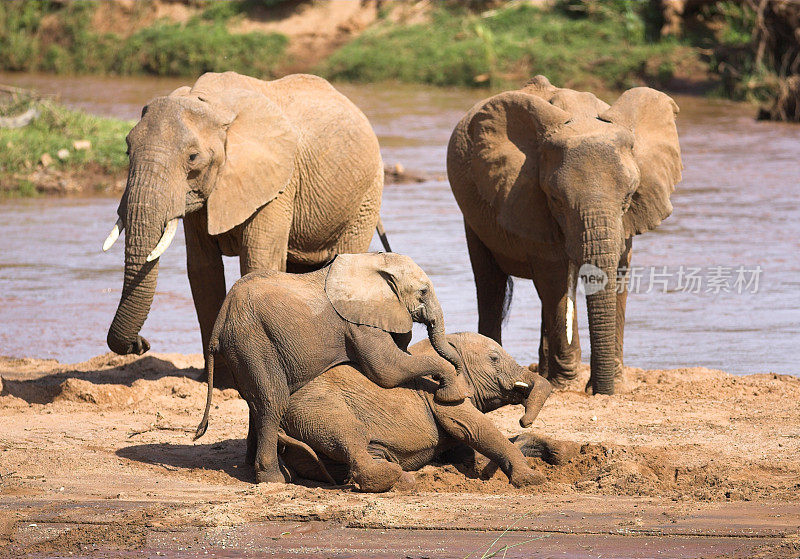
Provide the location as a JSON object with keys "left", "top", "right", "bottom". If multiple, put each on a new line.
{"left": 72, "top": 139, "right": 91, "bottom": 150}
{"left": 57, "top": 148, "right": 70, "bottom": 160}
{"left": 393, "top": 162, "right": 404, "bottom": 174}
{"left": 40, "top": 153, "right": 53, "bottom": 167}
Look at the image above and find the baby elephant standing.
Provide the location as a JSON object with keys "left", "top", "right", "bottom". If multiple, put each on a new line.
{"left": 280, "top": 332, "right": 554, "bottom": 492}
{"left": 195, "top": 252, "right": 468, "bottom": 483}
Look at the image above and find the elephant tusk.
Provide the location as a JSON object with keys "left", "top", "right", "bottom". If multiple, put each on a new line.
{"left": 514, "top": 381, "right": 530, "bottom": 389}
{"left": 566, "top": 261, "right": 577, "bottom": 345}
{"left": 102, "top": 218, "right": 124, "bottom": 252}
{"left": 146, "top": 218, "right": 179, "bottom": 262}
{"left": 565, "top": 297, "right": 574, "bottom": 345}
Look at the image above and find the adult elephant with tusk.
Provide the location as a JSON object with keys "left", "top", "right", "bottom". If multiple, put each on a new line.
{"left": 103, "top": 71, "right": 388, "bottom": 381}
{"left": 447, "top": 76, "right": 683, "bottom": 395}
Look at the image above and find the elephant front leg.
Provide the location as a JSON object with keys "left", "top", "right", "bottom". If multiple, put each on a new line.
{"left": 530, "top": 257, "right": 581, "bottom": 387}
{"left": 346, "top": 324, "right": 468, "bottom": 403}
{"left": 184, "top": 210, "right": 231, "bottom": 386}
{"left": 435, "top": 402, "right": 544, "bottom": 488}
{"left": 614, "top": 238, "right": 633, "bottom": 381}
{"left": 239, "top": 191, "right": 293, "bottom": 275}
{"left": 465, "top": 222, "right": 509, "bottom": 344}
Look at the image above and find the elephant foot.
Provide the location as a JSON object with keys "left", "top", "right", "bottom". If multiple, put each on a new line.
{"left": 513, "top": 433, "right": 580, "bottom": 466}
{"left": 255, "top": 468, "right": 290, "bottom": 484}
{"left": 584, "top": 364, "right": 624, "bottom": 395}
{"left": 254, "top": 456, "right": 292, "bottom": 484}
{"left": 546, "top": 371, "right": 577, "bottom": 389}
{"left": 434, "top": 374, "right": 469, "bottom": 404}
{"left": 509, "top": 468, "right": 546, "bottom": 488}
{"left": 392, "top": 471, "right": 416, "bottom": 492}
{"left": 351, "top": 459, "right": 403, "bottom": 493}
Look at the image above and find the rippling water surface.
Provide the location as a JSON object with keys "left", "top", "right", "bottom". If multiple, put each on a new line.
{"left": 0, "top": 73, "right": 798, "bottom": 374}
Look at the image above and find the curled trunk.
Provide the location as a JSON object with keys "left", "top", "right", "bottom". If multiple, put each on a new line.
{"left": 426, "top": 316, "right": 465, "bottom": 376}
{"left": 519, "top": 372, "right": 552, "bottom": 427}
{"left": 107, "top": 158, "right": 177, "bottom": 355}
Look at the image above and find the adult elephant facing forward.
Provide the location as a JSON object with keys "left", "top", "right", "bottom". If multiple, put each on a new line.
{"left": 104, "top": 71, "right": 385, "bottom": 383}
{"left": 448, "top": 76, "right": 683, "bottom": 395}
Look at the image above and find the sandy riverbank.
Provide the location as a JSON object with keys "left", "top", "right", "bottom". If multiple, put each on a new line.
{"left": 1, "top": 353, "right": 799, "bottom": 557}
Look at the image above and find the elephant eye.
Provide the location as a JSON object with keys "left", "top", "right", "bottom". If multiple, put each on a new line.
{"left": 419, "top": 285, "right": 429, "bottom": 296}
{"left": 622, "top": 192, "right": 633, "bottom": 211}
{"left": 489, "top": 352, "right": 500, "bottom": 363}
{"left": 188, "top": 153, "right": 199, "bottom": 163}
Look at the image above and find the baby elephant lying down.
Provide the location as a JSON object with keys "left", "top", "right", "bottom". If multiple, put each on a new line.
{"left": 278, "top": 332, "right": 555, "bottom": 492}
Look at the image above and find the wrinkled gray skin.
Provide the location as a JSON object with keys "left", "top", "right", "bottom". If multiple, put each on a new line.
{"left": 278, "top": 332, "right": 554, "bottom": 492}
{"left": 106, "top": 72, "right": 385, "bottom": 387}
{"left": 195, "top": 252, "right": 468, "bottom": 484}
{"left": 448, "top": 75, "right": 682, "bottom": 394}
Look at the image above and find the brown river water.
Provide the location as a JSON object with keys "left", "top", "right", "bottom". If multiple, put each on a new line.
{"left": 0, "top": 73, "right": 798, "bottom": 374}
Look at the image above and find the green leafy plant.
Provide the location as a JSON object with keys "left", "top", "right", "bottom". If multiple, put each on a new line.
{"left": 0, "top": 97, "right": 131, "bottom": 196}
{"left": 320, "top": 3, "right": 691, "bottom": 90}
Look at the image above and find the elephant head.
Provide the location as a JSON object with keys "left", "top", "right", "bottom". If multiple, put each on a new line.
{"left": 466, "top": 76, "right": 682, "bottom": 394}
{"left": 324, "top": 252, "right": 465, "bottom": 378}
{"left": 446, "top": 332, "right": 551, "bottom": 427}
{"left": 104, "top": 72, "right": 298, "bottom": 355}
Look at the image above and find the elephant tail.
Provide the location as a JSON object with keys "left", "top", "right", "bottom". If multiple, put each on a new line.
{"left": 375, "top": 218, "right": 392, "bottom": 252}
{"left": 278, "top": 431, "right": 337, "bottom": 486}
{"left": 194, "top": 349, "right": 215, "bottom": 440}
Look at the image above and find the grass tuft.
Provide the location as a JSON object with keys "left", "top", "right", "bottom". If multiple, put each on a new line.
{"left": 0, "top": 93, "right": 131, "bottom": 197}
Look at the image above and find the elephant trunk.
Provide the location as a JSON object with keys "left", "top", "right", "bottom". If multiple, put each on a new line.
{"left": 426, "top": 309, "right": 465, "bottom": 377}
{"left": 107, "top": 157, "right": 180, "bottom": 355}
{"left": 580, "top": 214, "right": 621, "bottom": 395}
{"left": 519, "top": 372, "right": 552, "bottom": 427}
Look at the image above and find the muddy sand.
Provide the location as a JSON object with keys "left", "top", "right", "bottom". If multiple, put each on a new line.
{"left": 1, "top": 353, "right": 799, "bottom": 558}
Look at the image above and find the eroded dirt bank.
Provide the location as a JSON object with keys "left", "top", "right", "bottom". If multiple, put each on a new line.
{"left": 1, "top": 354, "right": 799, "bottom": 557}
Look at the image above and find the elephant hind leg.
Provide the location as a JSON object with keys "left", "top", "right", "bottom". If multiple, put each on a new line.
{"left": 250, "top": 372, "right": 291, "bottom": 484}
{"left": 246, "top": 406, "right": 258, "bottom": 466}
{"left": 284, "top": 397, "right": 402, "bottom": 493}
{"left": 464, "top": 222, "right": 510, "bottom": 344}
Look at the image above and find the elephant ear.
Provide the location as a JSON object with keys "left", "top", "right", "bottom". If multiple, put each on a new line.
{"left": 199, "top": 87, "right": 298, "bottom": 236}
{"left": 469, "top": 91, "right": 571, "bottom": 241}
{"left": 324, "top": 253, "right": 413, "bottom": 334}
{"left": 600, "top": 87, "right": 682, "bottom": 237}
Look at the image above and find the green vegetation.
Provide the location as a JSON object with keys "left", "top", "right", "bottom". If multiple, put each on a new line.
{"left": 0, "top": 92, "right": 130, "bottom": 197}
{"left": 0, "top": 2, "right": 288, "bottom": 78}
{"left": 320, "top": 1, "right": 693, "bottom": 90}
{"left": 684, "top": 1, "right": 789, "bottom": 104}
